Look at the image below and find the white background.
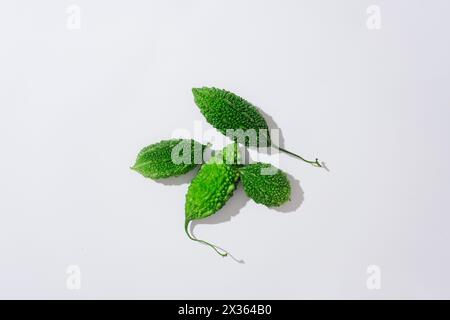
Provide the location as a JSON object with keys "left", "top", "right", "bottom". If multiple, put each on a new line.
{"left": 0, "top": 0, "right": 449, "bottom": 299}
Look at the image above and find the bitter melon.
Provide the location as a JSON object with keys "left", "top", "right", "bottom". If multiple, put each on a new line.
{"left": 239, "top": 163, "right": 291, "bottom": 207}
{"left": 184, "top": 143, "right": 240, "bottom": 256}
{"left": 192, "top": 87, "right": 322, "bottom": 167}
{"left": 131, "top": 139, "right": 206, "bottom": 179}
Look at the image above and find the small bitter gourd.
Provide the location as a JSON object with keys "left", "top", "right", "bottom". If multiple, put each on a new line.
{"left": 192, "top": 87, "right": 322, "bottom": 167}
{"left": 184, "top": 143, "right": 240, "bottom": 256}
{"left": 239, "top": 163, "right": 291, "bottom": 207}
{"left": 131, "top": 139, "right": 206, "bottom": 179}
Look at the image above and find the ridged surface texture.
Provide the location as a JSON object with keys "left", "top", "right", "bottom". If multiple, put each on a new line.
{"left": 239, "top": 162, "right": 291, "bottom": 207}
{"left": 192, "top": 87, "right": 271, "bottom": 147}
{"left": 131, "top": 139, "right": 205, "bottom": 179}
{"left": 185, "top": 145, "right": 240, "bottom": 221}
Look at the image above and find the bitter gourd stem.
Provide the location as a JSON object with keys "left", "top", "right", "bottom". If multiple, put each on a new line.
{"left": 274, "top": 146, "right": 322, "bottom": 168}
{"left": 184, "top": 220, "right": 228, "bottom": 257}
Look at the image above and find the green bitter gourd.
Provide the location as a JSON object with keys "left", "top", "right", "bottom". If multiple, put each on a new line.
{"left": 131, "top": 139, "right": 207, "bottom": 179}
{"left": 192, "top": 87, "right": 321, "bottom": 167}
{"left": 184, "top": 143, "right": 240, "bottom": 257}
{"left": 239, "top": 163, "right": 291, "bottom": 207}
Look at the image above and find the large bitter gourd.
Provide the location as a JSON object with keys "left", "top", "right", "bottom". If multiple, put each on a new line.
{"left": 192, "top": 87, "right": 322, "bottom": 167}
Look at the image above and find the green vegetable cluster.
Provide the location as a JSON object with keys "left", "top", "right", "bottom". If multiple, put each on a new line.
{"left": 131, "top": 87, "right": 322, "bottom": 257}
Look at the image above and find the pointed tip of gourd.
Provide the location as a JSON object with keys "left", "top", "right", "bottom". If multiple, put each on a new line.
{"left": 192, "top": 87, "right": 210, "bottom": 99}
{"left": 130, "top": 165, "right": 142, "bottom": 174}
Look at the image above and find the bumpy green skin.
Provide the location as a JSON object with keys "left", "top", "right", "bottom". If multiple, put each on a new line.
{"left": 192, "top": 87, "right": 271, "bottom": 147}
{"left": 239, "top": 163, "right": 291, "bottom": 207}
{"left": 185, "top": 146, "right": 240, "bottom": 221}
{"left": 131, "top": 139, "right": 205, "bottom": 179}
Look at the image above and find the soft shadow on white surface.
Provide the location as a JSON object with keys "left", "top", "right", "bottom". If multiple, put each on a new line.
{"left": 256, "top": 107, "right": 286, "bottom": 148}
{"left": 189, "top": 172, "right": 305, "bottom": 262}
{"left": 258, "top": 106, "right": 330, "bottom": 172}
{"left": 190, "top": 185, "right": 249, "bottom": 264}
{"left": 320, "top": 161, "right": 330, "bottom": 172}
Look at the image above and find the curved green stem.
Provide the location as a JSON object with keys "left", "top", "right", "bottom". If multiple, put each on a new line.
{"left": 185, "top": 220, "right": 228, "bottom": 257}
{"left": 274, "top": 146, "right": 322, "bottom": 168}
